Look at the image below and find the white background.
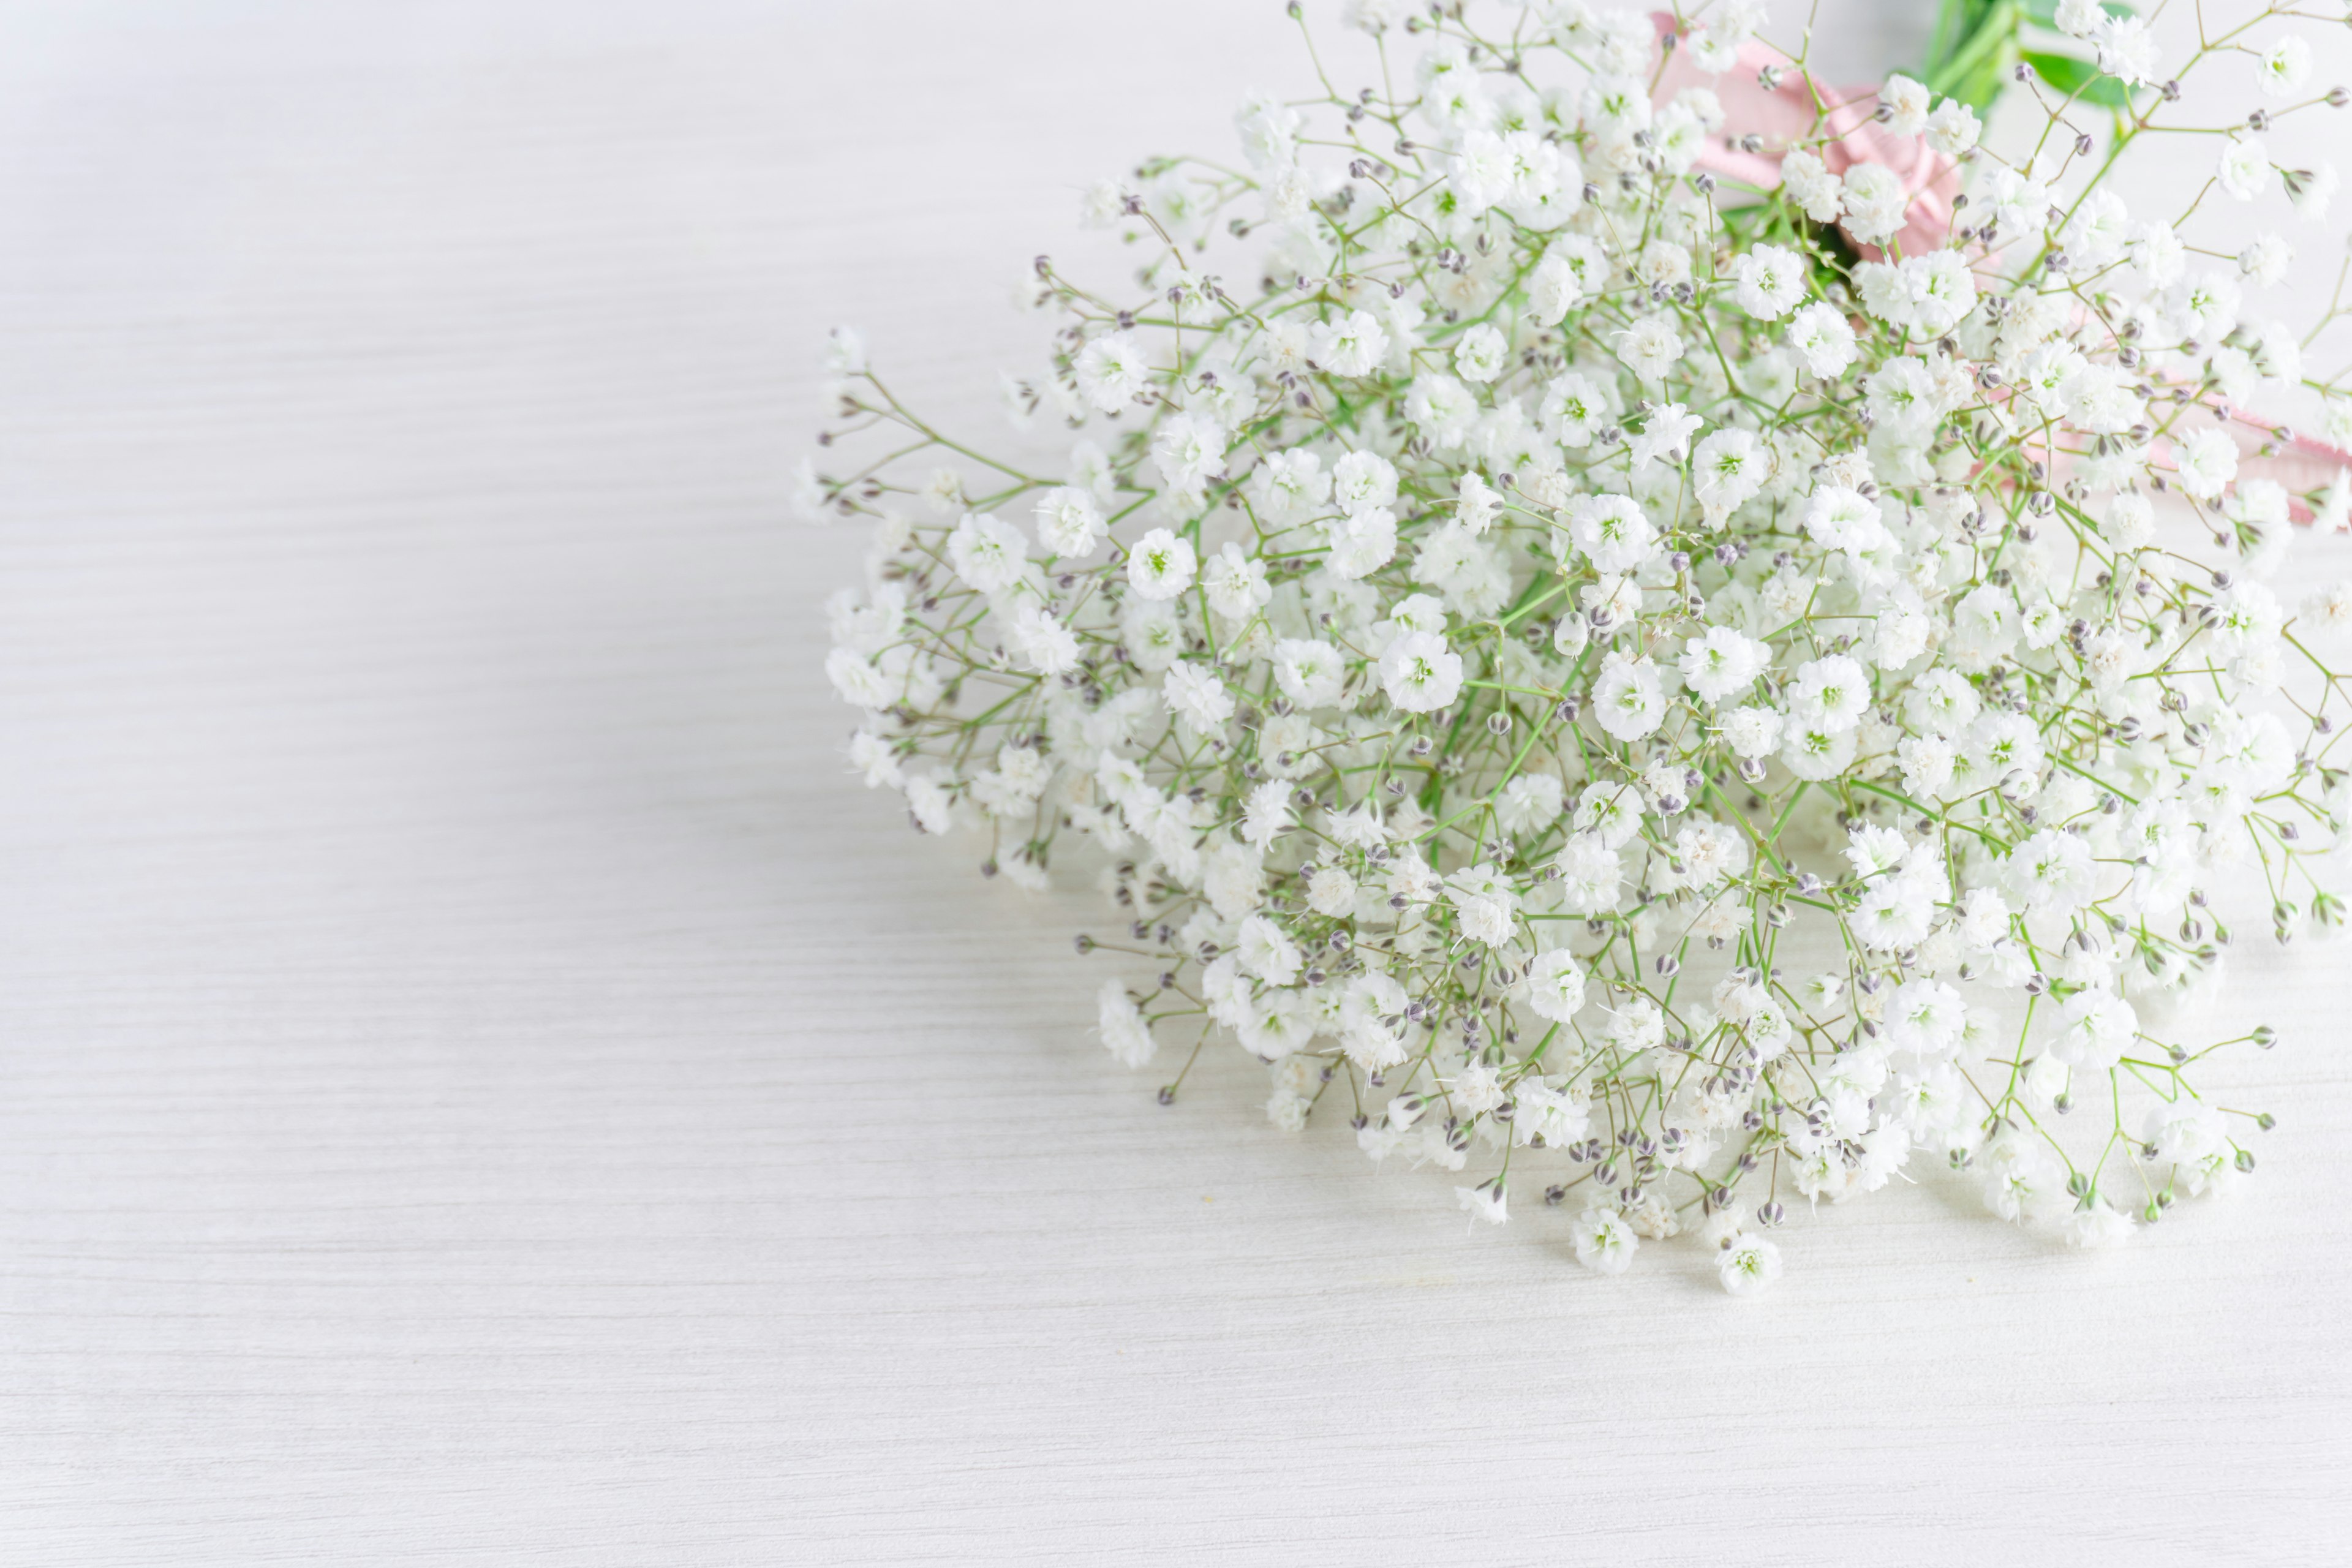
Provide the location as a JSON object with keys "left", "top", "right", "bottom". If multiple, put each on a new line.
{"left": 3, "top": 2, "right": 2348, "bottom": 1561}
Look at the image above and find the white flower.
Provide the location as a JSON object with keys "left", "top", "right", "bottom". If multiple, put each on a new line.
{"left": 1691, "top": 428, "right": 1765, "bottom": 521}
{"left": 1804, "top": 485, "right": 1887, "bottom": 553}
{"left": 1329, "top": 505, "right": 1399, "bottom": 578}
{"left": 946, "top": 511, "right": 1027, "bottom": 594}
{"left": 1841, "top": 162, "right": 1909, "bottom": 245}
{"left": 1455, "top": 1181, "right": 1509, "bottom": 1226}
{"left": 1405, "top": 374, "right": 1479, "bottom": 449}
{"left": 1200, "top": 541, "right": 1272, "bottom": 622}
{"left": 1068, "top": 439, "right": 1116, "bottom": 500}
{"left": 1788, "top": 654, "right": 1871, "bottom": 734}
{"left": 1306, "top": 864, "right": 1357, "bottom": 918}
{"left": 2103, "top": 490, "right": 2154, "bottom": 550}
{"left": 2171, "top": 426, "right": 2237, "bottom": 502}
{"left": 1907, "top": 251, "right": 1979, "bottom": 334}
{"left": 2049, "top": 987, "right": 2137, "bottom": 1070}
{"left": 1984, "top": 165, "right": 2054, "bottom": 238}
{"left": 1570, "top": 1206, "right": 1639, "bottom": 1275}
{"left": 2144, "top": 1100, "right": 2227, "bottom": 1167}
{"left": 1095, "top": 981, "right": 1157, "bottom": 1067}
{"left": 823, "top": 325, "right": 867, "bottom": 377}
{"left": 1628, "top": 402, "right": 1702, "bottom": 472}
{"left": 1525, "top": 948, "right": 1588, "bottom": 1022}
{"left": 2217, "top": 137, "right": 2273, "bottom": 203}
{"left": 1886, "top": 979, "right": 1966, "bottom": 1057}
{"left": 2094, "top": 14, "right": 2156, "bottom": 88}
{"left": 1033, "top": 486, "right": 1106, "bottom": 557}
{"left": 1077, "top": 178, "right": 1129, "bottom": 230}
{"left": 1453, "top": 322, "right": 1509, "bottom": 382}
{"left": 1125, "top": 527, "right": 1197, "bottom": 600}
{"left": 1379, "top": 630, "right": 1463, "bottom": 713}
{"left": 2171, "top": 269, "right": 2242, "bottom": 339}
{"left": 1008, "top": 605, "right": 1079, "bottom": 675}
{"left": 1250, "top": 449, "right": 1331, "bottom": 523}
{"left": 1680, "top": 624, "right": 1766, "bottom": 704}
{"left": 1613, "top": 314, "right": 1686, "bottom": 382}
{"left": 1716, "top": 1232, "right": 1782, "bottom": 1296}
{"left": 1553, "top": 833, "right": 1624, "bottom": 913}
{"left": 2237, "top": 232, "right": 2292, "bottom": 288}
{"left": 1239, "top": 780, "right": 1292, "bottom": 854}
{"left": 1455, "top": 471, "right": 1502, "bottom": 534}
{"left": 1074, "top": 330, "right": 1149, "bottom": 411}
{"left": 2290, "top": 162, "right": 2339, "bottom": 223}
{"left": 2303, "top": 578, "right": 2352, "bottom": 642}
{"left": 2256, "top": 35, "right": 2310, "bottom": 99}
{"left": 1330, "top": 450, "right": 1398, "bottom": 514}
{"left": 2130, "top": 221, "right": 2185, "bottom": 287}
{"left": 2066, "top": 1199, "right": 2133, "bottom": 1249}
{"left": 1273, "top": 637, "right": 1347, "bottom": 708}
{"left": 1880, "top": 74, "right": 1930, "bottom": 138}
{"left": 845, "top": 728, "right": 903, "bottom": 789}
{"left": 1310, "top": 309, "right": 1389, "bottom": 377}
{"left": 1163, "top": 660, "right": 1233, "bottom": 736}
{"left": 1235, "top": 913, "right": 1301, "bottom": 986}
{"left": 1781, "top": 720, "right": 1858, "bottom": 783}
{"left": 1787, "top": 301, "right": 1857, "bottom": 378}
{"left": 1924, "top": 99, "right": 1980, "bottom": 156}
{"left": 1234, "top": 91, "right": 1301, "bottom": 171}
{"left": 2005, "top": 828, "right": 2098, "bottom": 914}
{"left": 1592, "top": 652, "right": 1667, "bottom": 741}
{"left": 1496, "top": 772, "right": 1564, "bottom": 834}
{"left": 1121, "top": 597, "right": 1183, "bottom": 671}
{"left": 1151, "top": 411, "right": 1227, "bottom": 501}
{"left": 1527, "top": 249, "right": 1586, "bottom": 325}
{"left": 1781, "top": 148, "right": 1843, "bottom": 224}
{"left": 1566, "top": 493, "right": 1659, "bottom": 574}
{"left": 1733, "top": 243, "right": 1806, "bottom": 320}
{"left": 1720, "top": 704, "right": 1782, "bottom": 758}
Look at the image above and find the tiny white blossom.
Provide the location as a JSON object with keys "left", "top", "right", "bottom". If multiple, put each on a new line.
{"left": 1096, "top": 981, "right": 1157, "bottom": 1068}
{"left": 1787, "top": 301, "right": 1857, "bottom": 378}
{"left": 1525, "top": 948, "right": 1588, "bottom": 1022}
{"left": 1733, "top": 244, "right": 1807, "bottom": 320}
{"left": 2255, "top": 35, "right": 2310, "bottom": 99}
{"left": 1628, "top": 402, "right": 1702, "bottom": 472}
{"left": 1310, "top": 309, "right": 1390, "bottom": 377}
{"left": 1125, "top": 527, "right": 1197, "bottom": 600}
{"left": 1716, "top": 1232, "right": 1782, "bottom": 1296}
{"left": 1380, "top": 630, "right": 1463, "bottom": 713}
{"left": 1570, "top": 1206, "right": 1639, "bottom": 1275}
{"left": 2217, "top": 137, "right": 2273, "bottom": 203}
{"left": 1453, "top": 322, "right": 1509, "bottom": 382}
{"left": 1880, "top": 74, "right": 1931, "bottom": 138}
{"left": 1924, "top": 99, "right": 1980, "bottom": 156}
{"left": 1074, "top": 331, "right": 1149, "bottom": 411}
{"left": 1033, "top": 486, "right": 1107, "bottom": 557}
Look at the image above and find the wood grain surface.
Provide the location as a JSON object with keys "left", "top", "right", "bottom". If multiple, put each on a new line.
{"left": 1, "top": 2, "right": 2346, "bottom": 1561}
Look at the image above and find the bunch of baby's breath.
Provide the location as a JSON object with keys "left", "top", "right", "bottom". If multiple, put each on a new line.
{"left": 807, "top": 0, "right": 2352, "bottom": 1291}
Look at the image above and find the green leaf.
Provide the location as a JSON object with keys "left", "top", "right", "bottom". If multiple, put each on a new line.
{"left": 2021, "top": 48, "right": 2136, "bottom": 107}
{"left": 1923, "top": 0, "right": 2003, "bottom": 80}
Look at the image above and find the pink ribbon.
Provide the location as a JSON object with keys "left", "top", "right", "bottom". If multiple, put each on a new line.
{"left": 1648, "top": 12, "right": 1957, "bottom": 258}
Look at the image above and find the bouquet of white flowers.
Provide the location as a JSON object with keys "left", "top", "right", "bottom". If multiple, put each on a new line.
{"left": 805, "top": 0, "right": 2352, "bottom": 1291}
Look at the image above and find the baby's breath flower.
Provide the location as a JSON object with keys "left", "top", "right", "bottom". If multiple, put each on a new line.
{"left": 813, "top": 1, "right": 2329, "bottom": 1286}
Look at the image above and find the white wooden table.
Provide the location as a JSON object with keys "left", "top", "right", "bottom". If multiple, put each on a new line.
{"left": 3, "top": 2, "right": 2347, "bottom": 1560}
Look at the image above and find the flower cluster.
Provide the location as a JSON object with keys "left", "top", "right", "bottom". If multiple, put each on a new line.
{"left": 805, "top": 1, "right": 2352, "bottom": 1291}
